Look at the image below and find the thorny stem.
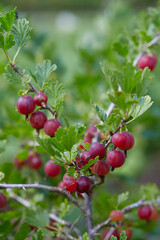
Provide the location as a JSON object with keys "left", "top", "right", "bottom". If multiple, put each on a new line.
{"left": 92, "top": 198, "right": 160, "bottom": 236}
{"left": 0, "top": 183, "right": 86, "bottom": 215}
{"left": 84, "top": 194, "right": 94, "bottom": 240}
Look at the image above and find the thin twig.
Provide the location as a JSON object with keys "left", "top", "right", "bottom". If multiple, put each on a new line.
{"left": 84, "top": 194, "right": 94, "bottom": 240}
{"left": 0, "top": 183, "right": 85, "bottom": 214}
{"left": 92, "top": 198, "right": 160, "bottom": 235}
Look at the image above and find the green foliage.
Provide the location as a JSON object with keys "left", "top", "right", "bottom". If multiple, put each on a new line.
{"left": 14, "top": 223, "right": 30, "bottom": 240}
{"left": 82, "top": 233, "right": 89, "bottom": 240}
{"left": 11, "top": 18, "right": 31, "bottom": 48}
{"left": 34, "top": 60, "right": 57, "bottom": 84}
{"left": 118, "top": 192, "right": 129, "bottom": 205}
{"left": 32, "top": 229, "right": 43, "bottom": 240}
{"left": 0, "top": 8, "right": 16, "bottom": 32}
{"left": 119, "top": 231, "right": 127, "bottom": 240}
{"left": 93, "top": 103, "right": 107, "bottom": 122}
{"left": 140, "top": 183, "right": 160, "bottom": 200}
{"left": 25, "top": 207, "right": 49, "bottom": 228}
{"left": 3, "top": 64, "right": 21, "bottom": 85}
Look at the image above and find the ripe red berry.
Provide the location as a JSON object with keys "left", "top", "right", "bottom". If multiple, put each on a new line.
{"left": 17, "top": 96, "right": 35, "bottom": 115}
{"left": 110, "top": 210, "right": 124, "bottom": 222}
{"left": 29, "top": 111, "right": 47, "bottom": 129}
{"left": 76, "top": 176, "right": 92, "bottom": 193}
{"left": 44, "top": 161, "right": 61, "bottom": 177}
{"left": 85, "top": 125, "right": 97, "bottom": 139}
{"left": 44, "top": 119, "right": 61, "bottom": 137}
{"left": 138, "top": 53, "right": 157, "bottom": 71}
{"left": 118, "top": 229, "right": 133, "bottom": 239}
{"left": 80, "top": 151, "right": 92, "bottom": 166}
{"left": 0, "top": 193, "right": 7, "bottom": 209}
{"left": 137, "top": 205, "right": 152, "bottom": 220}
{"left": 93, "top": 160, "right": 110, "bottom": 176}
{"left": 33, "top": 92, "right": 48, "bottom": 106}
{"left": 28, "top": 155, "right": 42, "bottom": 170}
{"left": 102, "top": 229, "right": 119, "bottom": 240}
{"left": 149, "top": 207, "right": 159, "bottom": 221}
{"left": 112, "top": 132, "right": 134, "bottom": 151}
{"left": 106, "top": 150, "right": 125, "bottom": 168}
{"left": 14, "top": 157, "right": 26, "bottom": 168}
{"left": 89, "top": 142, "right": 106, "bottom": 159}
{"left": 63, "top": 176, "right": 77, "bottom": 192}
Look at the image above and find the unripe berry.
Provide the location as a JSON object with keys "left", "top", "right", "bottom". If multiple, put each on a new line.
{"left": 29, "top": 111, "right": 47, "bottom": 129}
{"left": 17, "top": 96, "right": 35, "bottom": 115}
{"left": 44, "top": 119, "right": 61, "bottom": 137}
{"left": 89, "top": 142, "right": 106, "bottom": 159}
{"left": 118, "top": 229, "right": 133, "bottom": 239}
{"left": 149, "top": 207, "right": 159, "bottom": 221}
{"left": 76, "top": 176, "right": 92, "bottom": 193}
{"left": 85, "top": 125, "right": 97, "bottom": 139}
{"left": 102, "top": 229, "right": 119, "bottom": 240}
{"left": 33, "top": 92, "right": 48, "bottom": 106}
{"left": 14, "top": 157, "right": 26, "bottom": 168}
{"left": 63, "top": 176, "right": 77, "bottom": 192}
{"left": 0, "top": 193, "right": 7, "bottom": 208}
{"left": 106, "top": 150, "right": 125, "bottom": 168}
{"left": 137, "top": 205, "right": 152, "bottom": 220}
{"left": 93, "top": 160, "right": 110, "bottom": 176}
{"left": 112, "top": 131, "right": 134, "bottom": 151}
{"left": 28, "top": 155, "right": 42, "bottom": 170}
{"left": 138, "top": 53, "right": 157, "bottom": 71}
{"left": 110, "top": 210, "right": 124, "bottom": 222}
{"left": 44, "top": 161, "right": 61, "bottom": 177}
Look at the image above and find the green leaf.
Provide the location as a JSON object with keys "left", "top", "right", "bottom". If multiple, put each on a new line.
{"left": 81, "top": 156, "right": 99, "bottom": 171}
{"left": 140, "top": 183, "right": 160, "bottom": 200}
{"left": 82, "top": 233, "right": 89, "bottom": 240}
{"left": 4, "top": 33, "right": 15, "bottom": 49}
{"left": 59, "top": 199, "right": 69, "bottom": 219}
{"left": 14, "top": 223, "right": 30, "bottom": 240}
{"left": 21, "top": 74, "right": 32, "bottom": 87}
{"left": 110, "top": 236, "right": 118, "bottom": 240}
{"left": 67, "top": 166, "right": 76, "bottom": 177}
{"left": 131, "top": 95, "right": 153, "bottom": 120}
{"left": 25, "top": 207, "right": 49, "bottom": 228}
{"left": 117, "top": 63, "right": 142, "bottom": 93}
{"left": 118, "top": 192, "right": 129, "bottom": 205}
{"left": 136, "top": 68, "right": 152, "bottom": 96}
{"left": 61, "top": 126, "right": 77, "bottom": 152}
{"left": 35, "top": 60, "right": 57, "bottom": 83}
{"left": 100, "top": 62, "right": 119, "bottom": 91}
{"left": 119, "top": 231, "right": 127, "bottom": 240}
{"left": 0, "top": 33, "right": 4, "bottom": 49}
{"left": 93, "top": 104, "right": 107, "bottom": 123}
{"left": 37, "top": 229, "right": 43, "bottom": 240}
{"left": 105, "top": 112, "right": 121, "bottom": 132}
{"left": 113, "top": 41, "right": 128, "bottom": 57}
{"left": 0, "top": 172, "right": 5, "bottom": 182}
{"left": 0, "top": 8, "right": 16, "bottom": 32}
{"left": 46, "top": 80, "right": 65, "bottom": 115}
{"left": 16, "top": 149, "right": 28, "bottom": 161}
{"left": 11, "top": 18, "right": 31, "bottom": 48}
{"left": 4, "top": 64, "right": 21, "bottom": 85}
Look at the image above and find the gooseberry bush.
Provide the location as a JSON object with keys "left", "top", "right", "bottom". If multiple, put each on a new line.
{"left": 0, "top": 4, "right": 160, "bottom": 240}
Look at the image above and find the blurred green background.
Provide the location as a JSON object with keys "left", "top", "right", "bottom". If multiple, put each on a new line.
{"left": 0, "top": 0, "right": 160, "bottom": 239}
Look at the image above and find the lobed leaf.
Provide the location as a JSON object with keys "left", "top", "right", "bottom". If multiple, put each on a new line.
{"left": 11, "top": 18, "right": 31, "bottom": 48}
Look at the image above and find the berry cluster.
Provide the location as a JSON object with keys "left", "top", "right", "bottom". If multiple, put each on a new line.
{"left": 14, "top": 151, "right": 42, "bottom": 170}
{"left": 17, "top": 92, "right": 61, "bottom": 136}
